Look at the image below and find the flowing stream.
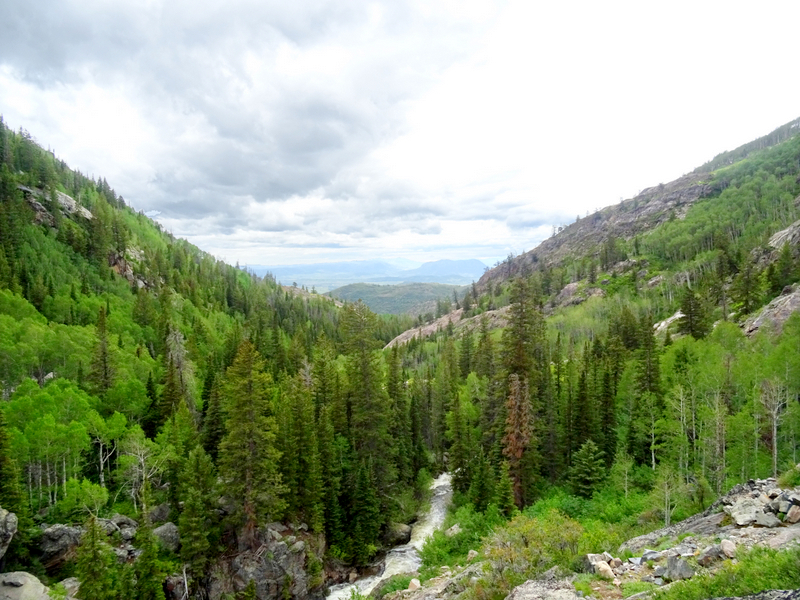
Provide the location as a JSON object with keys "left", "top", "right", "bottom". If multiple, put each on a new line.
{"left": 326, "top": 472, "right": 453, "bottom": 599}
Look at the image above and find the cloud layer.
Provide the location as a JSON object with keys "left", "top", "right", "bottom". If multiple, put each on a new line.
{"left": 2, "top": 0, "right": 799, "bottom": 265}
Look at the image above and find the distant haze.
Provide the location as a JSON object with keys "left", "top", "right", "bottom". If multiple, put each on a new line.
{"left": 248, "top": 259, "right": 486, "bottom": 292}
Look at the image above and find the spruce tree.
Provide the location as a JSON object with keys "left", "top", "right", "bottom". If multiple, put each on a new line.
{"left": 218, "top": 340, "right": 285, "bottom": 549}
{"left": 449, "top": 392, "right": 473, "bottom": 494}
{"left": 468, "top": 448, "right": 494, "bottom": 513}
{"left": 493, "top": 461, "right": 517, "bottom": 517}
{"left": 350, "top": 459, "right": 381, "bottom": 565}
{"left": 502, "top": 374, "right": 532, "bottom": 508}
{"left": 459, "top": 330, "right": 473, "bottom": 378}
{"left": 340, "top": 301, "right": 395, "bottom": 510}
{"left": 89, "top": 305, "right": 114, "bottom": 396}
{"left": 569, "top": 439, "right": 606, "bottom": 498}
{"left": 200, "top": 378, "right": 225, "bottom": 462}
{"left": 179, "top": 446, "right": 217, "bottom": 585}
{"left": 317, "top": 405, "right": 345, "bottom": 551}
{"left": 474, "top": 315, "right": 495, "bottom": 380}
{"left": 283, "top": 375, "right": 324, "bottom": 531}
{"left": 0, "top": 408, "right": 32, "bottom": 568}
{"left": 132, "top": 518, "right": 165, "bottom": 600}
{"left": 75, "top": 517, "right": 120, "bottom": 600}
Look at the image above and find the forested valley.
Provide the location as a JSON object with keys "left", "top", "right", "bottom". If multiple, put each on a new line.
{"left": 2, "top": 116, "right": 800, "bottom": 600}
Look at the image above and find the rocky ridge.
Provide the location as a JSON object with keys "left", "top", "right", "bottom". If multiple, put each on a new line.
{"left": 477, "top": 172, "right": 712, "bottom": 292}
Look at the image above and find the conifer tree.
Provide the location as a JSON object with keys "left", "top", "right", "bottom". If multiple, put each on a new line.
{"left": 89, "top": 305, "right": 114, "bottom": 395}
{"left": 201, "top": 378, "right": 225, "bottom": 462}
{"left": 350, "top": 459, "right": 381, "bottom": 565}
{"left": 678, "top": 287, "right": 709, "bottom": 339}
{"left": 179, "top": 446, "right": 218, "bottom": 585}
{"left": 0, "top": 408, "right": 32, "bottom": 568}
{"left": 218, "top": 340, "right": 285, "bottom": 549}
{"left": 474, "top": 315, "right": 495, "bottom": 381}
{"left": 468, "top": 448, "right": 494, "bottom": 513}
{"left": 132, "top": 517, "right": 165, "bottom": 600}
{"left": 340, "top": 301, "right": 395, "bottom": 506}
{"left": 459, "top": 330, "right": 473, "bottom": 378}
{"left": 387, "top": 345, "right": 412, "bottom": 484}
{"left": 494, "top": 461, "right": 517, "bottom": 517}
{"left": 75, "top": 517, "right": 120, "bottom": 600}
{"left": 281, "top": 375, "right": 324, "bottom": 531}
{"left": 502, "top": 374, "right": 532, "bottom": 508}
{"left": 569, "top": 439, "right": 606, "bottom": 498}
{"left": 317, "top": 405, "right": 345, "bottom": 551}
{"left": 449, "top": 391, "right": 473, "bottom": 494}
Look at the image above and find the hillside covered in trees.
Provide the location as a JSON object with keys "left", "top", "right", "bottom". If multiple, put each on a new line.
{"left": 2, "top": 115, "right": 800, "bottom": 600}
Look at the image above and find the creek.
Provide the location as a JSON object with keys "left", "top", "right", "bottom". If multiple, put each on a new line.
{"left": 326, "top": 472, "right": 453, "bottom": 599}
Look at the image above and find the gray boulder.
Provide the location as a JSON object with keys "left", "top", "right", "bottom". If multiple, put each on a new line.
{"left": 664, "top": 555, "right": 694, "bottom": 581}
{"left": 153, "top": 522, "right": 180, "bottom": 553}
{"left": 0, "top": 571, "right": 52, "bottom": 600}
{"left": 785, "top": 505, "right": 800, "bottom": 524}
{"left": 641, "top": 548, "right": 662, "bottom": 562}
{"left": 755, "top": 512, "right": 782, "bottom": 528}
{"left": 697, "top": 545, "right": 722, "bottom": 567}
{"left": 40, "top": 524, "right": 83, "bottom": 570}
{"left": 383, "top": 522, "right": 412, "bottom": 546}
{"left": 727, "top": 497, "right": 764, "bottom": 526}
{"left": 0, "top": 506, "right": 18, "bottom": 561}
{"left": 720, "top": 539, "right": 737, "bottom": 558}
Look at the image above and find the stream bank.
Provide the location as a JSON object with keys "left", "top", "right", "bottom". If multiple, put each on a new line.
{"left": 326, "top": 472, "right": 453, "bottom": 599}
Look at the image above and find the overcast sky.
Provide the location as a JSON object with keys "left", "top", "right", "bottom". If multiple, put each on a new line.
{"left": 1, "top": 1, "right": 799, "bottom": 267}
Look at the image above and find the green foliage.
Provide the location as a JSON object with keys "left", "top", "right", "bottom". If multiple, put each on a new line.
{"left": 419, "top": 504, "right": 505, "bottom": 578}
{"left": 568, "top": 440, "right": 606, "bottom": 498}
{"left": 329, "top": 282, "right": 467, "bottom": 316}
{"left": 653, "top": 546, "right": 800, "bottom": 600}
{"left": 52, "top": 478, "right": 109, "bottom": 520}
{"left": 218, "top": 340, "right": 286, "bottom": 547}
{"left": 374, "top": 575, "right": 414, "bottom": 598}
{"left": 74, "top": 517, "right": 121, "bottom": 600}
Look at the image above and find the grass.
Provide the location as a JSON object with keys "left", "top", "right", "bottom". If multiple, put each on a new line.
{"left": 653, "top": 546, "right": 800, "bottom": 600}
{"left": 373, "top": 575, "right": 414, "bottom": 597}
{"left": 621, "top": 581, "right": 656, "bottom": 597}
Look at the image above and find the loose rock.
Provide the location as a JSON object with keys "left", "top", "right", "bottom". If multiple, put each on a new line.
{"left": 720, "top": 539, "right": 737, "bottom": 558}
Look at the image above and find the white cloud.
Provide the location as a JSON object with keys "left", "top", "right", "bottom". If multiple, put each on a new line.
{"left": 1, "top": 0, "right": 799, "bottom": 266}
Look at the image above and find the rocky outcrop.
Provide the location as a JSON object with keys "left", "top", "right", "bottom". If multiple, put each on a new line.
{"left": 202, "top": 524, "right": 325, "bottom": 600}
{"left": 0, "top": 572, "right": 53, "bottom": 600}
{"left": 40, "top": 524, "right": 82, "bottom": 570}
{"left": 477, "top": 172, "right": 712, "bottom": 291}
{"left": 743, "top": 285, "right": 800, "bottom": 336}
{"left": 0, "top": 506, "right": 18, "bottom": 561}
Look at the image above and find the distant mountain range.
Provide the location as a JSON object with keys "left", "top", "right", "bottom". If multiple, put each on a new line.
{"left": 246, "top": 259, "right": 487, "bottom": 291}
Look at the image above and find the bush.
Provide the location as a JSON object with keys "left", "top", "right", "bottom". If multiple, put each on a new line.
{"left": 419, "top": 504, "right": 505, "bottom": 579}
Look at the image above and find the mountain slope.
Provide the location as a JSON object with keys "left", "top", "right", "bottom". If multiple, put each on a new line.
{"left": 478, "top": 116, "right": 800, "bottom": 293}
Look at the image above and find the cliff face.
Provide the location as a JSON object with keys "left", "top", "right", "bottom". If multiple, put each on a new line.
{"left": 478, "top": 172, "right": 712, "bottom": 291}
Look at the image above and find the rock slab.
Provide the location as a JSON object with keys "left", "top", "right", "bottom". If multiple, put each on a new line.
{"left": 505, "top": 579, "right": 582, "bottom": 600}
{"left": 0, "top": 572, "right": 52, "bottom": 600}
{"left": 0, "top": 507, "right": 18, "bottom": 561}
